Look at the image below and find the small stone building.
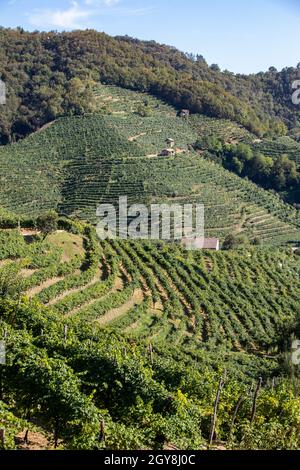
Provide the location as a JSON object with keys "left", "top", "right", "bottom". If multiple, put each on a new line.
{"left": 160, "top": 138, "right": 176, "bottom": 157}
{"left": 178, "top": 109, "right": 190, "bottom": 118}
{"left": 166, "top": 138, "right": 175, "bottom": 148}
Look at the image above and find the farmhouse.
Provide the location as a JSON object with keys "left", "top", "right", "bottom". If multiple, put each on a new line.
{"left": 181, "top": 237, "right": 220, "bottom": 251}
{"left": 160, "top": 138, "right": 176, "bottom": 156}
{"left": 166, "top": 138, "right": 175, "bottom": 148}
{"left": 178, "top": 109, "right": 190, "bottom": 118}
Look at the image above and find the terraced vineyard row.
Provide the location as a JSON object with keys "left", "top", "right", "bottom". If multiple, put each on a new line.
{"left": 112, "top": 241, "right": 299, "bottom": 353}
{"left": 3, "top": 224, "right": 297, "bottom": 365}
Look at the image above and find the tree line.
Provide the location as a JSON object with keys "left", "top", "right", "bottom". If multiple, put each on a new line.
{"left": 195, "top": 136, "right": 300, "bottom": 197}
{"left": 0, "top": 28, "right": 299, "bottom": 144}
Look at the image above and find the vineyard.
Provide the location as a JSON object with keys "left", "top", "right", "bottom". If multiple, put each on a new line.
{"left": 0, "top": 85, "right": 299, "bottom": 246}
{"left": 1, "top": 220, "right": 300, "bottom": 449}
{"left": 253, "top": 137, "right": 300, "bottom": 165}
{"left": 1, "top": 25, "right": 300, "bottom": 453}
{"left": 1, "top": 223, "right": 299, "bottom": 366}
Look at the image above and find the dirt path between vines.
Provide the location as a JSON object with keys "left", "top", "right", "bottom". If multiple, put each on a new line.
{"left": 65, "top": 275, "right": 124, "bottom": 318}
{"left": 20, "top": 268, "right": 38, "bottom": 279}
{"left": 46, "top": 269, "right": 102, "bottom": 306}
{"left": 128, "top": 132, "right": 146, "bottom": 142}
{"left": 0, "top": 259, "right": 12, "bottom": 269}
{"left": 15, "top": 431, "right": 52, "bottom": 451}
{"left": 97, "top": 288, "right": 144, "bottom": 326}
{"left": 26, "top": 277, "right": 65, "bottom": 299}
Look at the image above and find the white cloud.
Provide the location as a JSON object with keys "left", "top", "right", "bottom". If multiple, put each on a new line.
{"left": 28, "top": 1, "right": 94, "bottom": 30}
{"left": 27, "top": 0, "right": 151, "bottom": 30}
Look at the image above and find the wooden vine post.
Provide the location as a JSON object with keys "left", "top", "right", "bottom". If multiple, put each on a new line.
{"left": 208, "top": 373, "right": 226, "bottom": 447}
{"left": 230, "top": 394, "right": 245, "bottom": 434}
{"left": 230, "top": 381, "right": 257, "bottom": 438}
{"left": 271, "top": 377, "right": 275, "bottom": 391}
{"left": 0, "top": 429, "right": 5, "bottom": 446}
{"left": 250, "top": 377, "right": 263, "bottom": 426}
{"left": 99, "top": 420, "right": 106, "bottom": 443}
{"left": 149, "top": 343, "right": 154, "bottom": 365}
{"left": 64, "top": 325, "right": 68, "bottom": 346}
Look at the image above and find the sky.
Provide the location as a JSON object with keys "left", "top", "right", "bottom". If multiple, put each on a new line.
{"left": 0, "top": 0, "right": 299, "bottom": 74}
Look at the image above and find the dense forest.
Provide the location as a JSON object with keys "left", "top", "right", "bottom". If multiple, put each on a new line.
{"left": 0, "top": 28, "right": 300, "bottom": 144}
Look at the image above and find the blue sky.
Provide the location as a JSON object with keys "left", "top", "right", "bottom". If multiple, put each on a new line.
{"left": 1, "top": 0, "right": 299, "bottom": 74}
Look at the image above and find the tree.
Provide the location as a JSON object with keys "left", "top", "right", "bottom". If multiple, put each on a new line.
{"left": 64, "top": 78, "right": 96, "bottom": 116}
{"left": 272, "top": 121, "right": 288, "bottom": 137}
{"left": 271, "top": 155, "right": 299, "bottom": 191}
{"left": 249, "top": 153, "right": 273, "bottom": 185}
{"left": 223, "top": 234, "right": 249, "bottom": 250}
{"left": 0, "top": 263, "right": 23, "bottom": 299}
{"left": 136, "top": 102, "right": 152, "bottom": 117}
{"left": 36, "top": 211, "right": 58, "bottom": 240}
{"left": 210, "top": 64, "right": 221, "bottom": 72}
{"left": 231, "top": 156, "right": 244, "bottom": 175}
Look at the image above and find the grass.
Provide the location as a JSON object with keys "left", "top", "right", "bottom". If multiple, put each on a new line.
{"left": 46, "top": 231, "right": 84, "bottom": 262}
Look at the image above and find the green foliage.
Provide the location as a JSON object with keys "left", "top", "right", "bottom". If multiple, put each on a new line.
{"left": 0, "top": 401, "right": 46, "bottom": 450}
{"left": 36, "top": 211, "right": 59, "bottom": 239}
{"left": 0, "top": 230, "right": 27, "bottom": 260}
{"left": 0, "top": 220, "right": 299, "bottom": 449}
{"left": 0, "top": 262, "right": 24, "bottom": 299}
{"left": 5, "top": 336, "right": 99, "bottom": 449}
{"left": 197, "top": 139, "right": 300, "bottom": 195}
{"left": 223, "top": 234, "right": 250, "bottom": 250}
{"left": 136, "top": 101, "right": 153, "bottom": 118}
{"left": 1, "top": 29, "right": 300, "bottom": 145}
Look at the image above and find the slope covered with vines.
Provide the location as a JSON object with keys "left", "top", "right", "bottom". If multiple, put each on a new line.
{"left": 1, "top": 219, "right": 300, "bottom": 449}
{"left": 0, "top": 85, "right": 299, "bottom": 246}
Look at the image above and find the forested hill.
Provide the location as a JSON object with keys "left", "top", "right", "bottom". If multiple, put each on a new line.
{"left": 0, "top": 27, "right": 299, "bottom": 144}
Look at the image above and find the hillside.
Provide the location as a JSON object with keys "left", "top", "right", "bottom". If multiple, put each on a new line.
{"left": 1, "top": 18, "right": 300, "bottom": 455}
{"left": 0, "top": 84, "right": 299, "bottom": 246}
{"left": 1, "top": 220, "right": 300, "bottom": 450}
{"left": 253, "top": 137, "right": 300, "bottom": 166}
{"left": 1, "top": 28, "right": 299, "bottom": 145}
